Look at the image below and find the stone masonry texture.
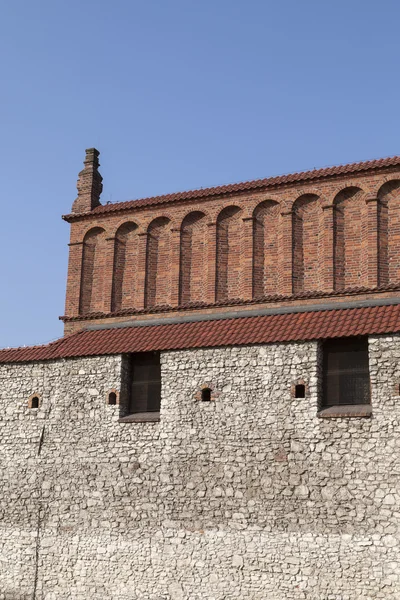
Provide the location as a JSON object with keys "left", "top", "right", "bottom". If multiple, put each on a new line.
{"left": 1, "top": 336, "right": 400, "bottom": 599}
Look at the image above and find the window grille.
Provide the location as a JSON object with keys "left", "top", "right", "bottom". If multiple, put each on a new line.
{"left": 322, "top": 337, "right": 370, "bottom": 407}
{"left": 130, "top": 352, "right": 161, "bottom": 414}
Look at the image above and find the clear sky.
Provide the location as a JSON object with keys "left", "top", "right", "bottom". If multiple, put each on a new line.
{"left": 1, "top": 0, "right": 399, "bottom": 347}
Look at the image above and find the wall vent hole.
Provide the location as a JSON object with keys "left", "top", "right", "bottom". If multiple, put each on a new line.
{"left": 201, "top": 388, "right": 212, "bottom": 402}
{"left": 108, "top": 392, "right": 117, "bottom": 406}
{"left": 295, "top": 384, "right": 305, "bottom": 399}
{"left": 30, "top": 396, "right": 39, "bottom": 409}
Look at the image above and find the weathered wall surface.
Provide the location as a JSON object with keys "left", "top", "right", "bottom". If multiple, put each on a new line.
{"left": 1, "top": 338, "right": 400, "bottom": 599}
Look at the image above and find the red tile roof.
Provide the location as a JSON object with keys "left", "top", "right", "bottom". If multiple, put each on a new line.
{"left": 63, "top": 155, "right": 400, "bottom": 219}
{"left": 1, "top": 303, "right": 400, "bottom": 364}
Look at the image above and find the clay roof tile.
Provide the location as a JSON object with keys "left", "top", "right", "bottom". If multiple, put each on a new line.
{"left": 2, "top": 303, "right": 400, "bottom": 363}
{"left": 63, "top": 155, "right": 400, "bottom": 220}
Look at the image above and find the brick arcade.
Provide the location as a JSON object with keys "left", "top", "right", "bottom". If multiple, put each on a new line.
{"left": 64, "top": 149, "right": 400, "bottom": 333}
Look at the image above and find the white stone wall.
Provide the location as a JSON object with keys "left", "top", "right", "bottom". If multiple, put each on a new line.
{"left": 0, "top": 338, "right": 399, "bottom": 599}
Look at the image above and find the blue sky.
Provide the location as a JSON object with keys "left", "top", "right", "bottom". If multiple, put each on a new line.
{"left": 1, "top": 0, "right": 399, "bottom": 347}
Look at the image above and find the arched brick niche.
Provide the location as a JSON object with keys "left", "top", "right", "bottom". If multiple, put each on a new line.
{"left": 292, "top": 194, "right": 323, "bottom": 294}
{"left": 145, "top": 217, "right": 171, "bottom": 308}
{"left": 377, "top": 180, "right": 400, "bottom": 286}
{"left": 333, "top": 187, "right": 367, "bottom": 290}
{"left": 194, "top": 384, "right": 219, "bottom": 402}
{"left": 79, "top": 227, "right": 106, "bottom": 314}
{"left": 252, "top": 200, "right": 280, "bottom": 298}
{"left": 111, "top": 222, "right": 138, "bottom": 312}
{"left": 179, "top": 211, "right": 208, "bottom": 304}
{"left": 216, "top": 206, "right": 243, "bottom": 301}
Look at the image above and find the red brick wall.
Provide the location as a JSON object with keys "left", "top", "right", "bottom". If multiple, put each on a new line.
{"left": 145, "top": 217, "right": 171, "bottom": 308}
{"left": 216, "top": 206, "right": 243, "bottom": 301}
{"left": 292, "top": 195, "right": 323, "bottom": 293}
{"left": 79, "top": 227, "right": 106, "bottom": 314}
{"left": 111, "top": 222, "right": 138, "bottom": 312}
{"left": 63, "top": 167, "right": 400, "bottom": 332}
{"left": 179, "top": 211, "right": 208, "bottom": 304}
{"left": 379, "top": 181, "right": 400, "bottom": 286}
{"left": 333, "top": 188, "right": 366, "bottom": 290}
{"left": 253, "top": 200, "right": 280, "bottom": 297}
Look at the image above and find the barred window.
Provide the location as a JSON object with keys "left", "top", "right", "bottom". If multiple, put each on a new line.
{"left": 322, "top": 337, "right": 370, "bottom": 407}
{"left": 130, "top": 352, "right": 161, "bottom": 414}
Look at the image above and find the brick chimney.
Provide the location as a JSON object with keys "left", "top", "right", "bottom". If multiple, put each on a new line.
{"left": 71, "top": 148, "right": 103, "bottom": 213}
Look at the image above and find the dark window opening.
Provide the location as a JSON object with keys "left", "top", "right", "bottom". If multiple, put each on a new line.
{"left": 129, "top": 352, "right": 161, "bottom": 414}
{"left": 108, "top": 392, "right": 117, "bottom": 406}
{"left": 295, "top": 384, "right": 305, "bottom": 398}
{"left": 201, "top": 388, "right": 211, "bottom": 402}
{"left": 30, "top": 396, "right": 39, "bottom": 409}
{"left": 322, "top": 337, "right": 370, "bottom": 408}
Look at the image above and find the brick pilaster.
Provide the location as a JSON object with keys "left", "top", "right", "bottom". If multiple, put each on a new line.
{"left": 170, "top": 228, "right": 181, "bottom": 306}
{"left": 366, "top": 196, "right": 379, "bottom": 288}
{"left": 135, "top": 232, "right": 149, "bottom": 309}
{"left": 322, "top": 205, "right": 334, "bottom": 292}
{"left": 104, "top": 237, "right": 116, "bottom": 312}
{"left": 279, "top": 210, "right": 293, "bottom": 295}
{"left": 242, "top": 217, "right": 254, "bottom": 300}
{"left": 207, "top": 222, "right": 217, "bottom": 303}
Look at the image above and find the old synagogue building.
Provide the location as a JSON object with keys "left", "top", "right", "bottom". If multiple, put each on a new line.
{"left": 2, "top": 149, "right": 400, "bottom": 598}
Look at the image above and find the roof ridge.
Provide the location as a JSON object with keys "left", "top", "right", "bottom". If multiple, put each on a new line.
{"left": 109, "top": 154, "right": 400, "bottom": 205}
{"left": 0, "top": 339, "right": 55, "bottom": 353}
{"left": 63, "top": 154, "right": 400, "bottom": 220}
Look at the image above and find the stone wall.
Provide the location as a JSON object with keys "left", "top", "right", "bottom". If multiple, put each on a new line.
{"left": 1, "top": 337, "right": 399, "bottom": 599}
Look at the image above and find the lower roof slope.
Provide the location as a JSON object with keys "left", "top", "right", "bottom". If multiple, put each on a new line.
{"left": 1, "top": 303, "right": 400, "bottom": 364}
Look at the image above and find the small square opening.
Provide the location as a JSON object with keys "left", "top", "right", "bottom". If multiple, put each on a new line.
{"left": 108, "top": 392, "right": 117, "bottom": 406}
{"left": 295, "top": 384, "right": 305, "bottom": 399}
{"left": 201, "top": 388, "right": 212, "bottom": 402}
{"left": 30, "top": 396, "right": 39, "bottom": 409}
